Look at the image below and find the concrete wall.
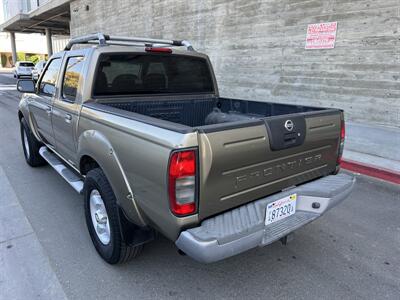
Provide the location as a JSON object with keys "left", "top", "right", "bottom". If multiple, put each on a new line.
{"left": 69, "top": 0, "right": 400, "bottom": 127}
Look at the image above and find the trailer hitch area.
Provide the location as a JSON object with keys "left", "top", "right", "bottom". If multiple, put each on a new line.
{"left": 280, "top": 233, "right": 295, "bottom": 246}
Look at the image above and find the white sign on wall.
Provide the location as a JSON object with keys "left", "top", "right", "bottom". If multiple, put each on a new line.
{"left": 305, "top": 22, "right": 337, "bottom": 49}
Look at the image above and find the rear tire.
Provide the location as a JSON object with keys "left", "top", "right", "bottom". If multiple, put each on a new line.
{"left": 84, "top": 168, "right": 143, "bottom": 264}
{"left": 20, "top": 118, "right": 46, "bottom": 167}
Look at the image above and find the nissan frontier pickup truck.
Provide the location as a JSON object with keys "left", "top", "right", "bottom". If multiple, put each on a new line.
{"left": 16, "top": 33, "right": 355, "bottom": 264}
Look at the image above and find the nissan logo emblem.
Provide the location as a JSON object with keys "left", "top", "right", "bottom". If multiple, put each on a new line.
{"left": 284, "top": 120, "right": 294, "bottom": 131}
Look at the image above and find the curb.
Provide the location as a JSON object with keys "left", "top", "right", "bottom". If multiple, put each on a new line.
{"left": 341, "top": 159, "right": 400, "bottom": 185}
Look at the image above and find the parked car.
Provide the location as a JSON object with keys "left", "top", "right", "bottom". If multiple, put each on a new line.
{"left": 31, "top": 60, "right": 47, "bottom": 81}
{"left": 13, "top": 61, "right": 35, "bottom": 79}
{"left": 16, "top": 33, "right": 355, "bottom": 264}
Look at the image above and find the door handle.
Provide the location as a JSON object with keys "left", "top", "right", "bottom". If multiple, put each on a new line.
{"left": 65, "top": 114, "right": 72, "bottom": 123}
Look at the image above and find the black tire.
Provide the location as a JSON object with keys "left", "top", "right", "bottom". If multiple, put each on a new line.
{"left": 20, "top": 117, "right": 46, "bottom": 167}
{"left": 84, "top": 168, "right": 143, "bottom": 264}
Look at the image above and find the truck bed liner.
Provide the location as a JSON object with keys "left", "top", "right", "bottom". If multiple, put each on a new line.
{"left": 98, "top": 97, "right": 325, "bottom": 128}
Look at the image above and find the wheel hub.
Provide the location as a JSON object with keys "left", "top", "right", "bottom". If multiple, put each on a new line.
{"left": 95, "top": 212, "right": 107, "bottom": 224}
{"left": 89, "top": 189, "right": 111, "bottom": 245}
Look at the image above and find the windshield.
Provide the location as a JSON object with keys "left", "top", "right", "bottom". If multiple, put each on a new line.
{"left": 19, "top": 62, "right": 34, "bottom": 67}
{"left": 93, "top": 53, "right": 214, "bottom": 96}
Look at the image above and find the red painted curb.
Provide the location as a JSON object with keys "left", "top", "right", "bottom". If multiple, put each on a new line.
{"left": 341, "top": 159, "right": 400, "bottom": 185}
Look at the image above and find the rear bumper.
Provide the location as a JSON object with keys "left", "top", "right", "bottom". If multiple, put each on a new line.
{"left": 175, "top": 173, "right": 355, "bottom": 263}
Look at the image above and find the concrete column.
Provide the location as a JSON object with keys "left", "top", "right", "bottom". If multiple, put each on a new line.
{"left": 10, "top": 32, "right": 17, "bottom": 65}
{"left": 45, "top": 28, "right": 53, "bottom": 56}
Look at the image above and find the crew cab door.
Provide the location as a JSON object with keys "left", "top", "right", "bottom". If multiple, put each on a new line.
{"left": 28, "top": 56, "right": 63, "bottom": 147}
{"left": 52, "top": 52, "right": 86, "bottom": 164}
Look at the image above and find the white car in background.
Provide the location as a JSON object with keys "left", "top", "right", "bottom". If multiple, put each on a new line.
{"left": 13, "top": 61, "right": 35, "bottom": 79}
{"left": 31, "top": 60, "right": 47, "bottom": 81}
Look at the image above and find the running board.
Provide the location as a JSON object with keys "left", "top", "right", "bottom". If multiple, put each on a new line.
{"left": 39, "top": 147, "right": 84, "bottom": 194}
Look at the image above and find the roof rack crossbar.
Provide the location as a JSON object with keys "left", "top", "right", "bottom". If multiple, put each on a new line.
{"left": 64, "top": 33, "right": 194, "bottom": 51}
{"left": 64, "top": 33, "right": 108, "bottom": 50}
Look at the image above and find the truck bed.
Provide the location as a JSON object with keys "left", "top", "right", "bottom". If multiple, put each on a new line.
{"left": 97, "top": 97, "right": 324, "bottom": 128}
{"left": 93, "top": 96, "right": 342, "bottom": 219}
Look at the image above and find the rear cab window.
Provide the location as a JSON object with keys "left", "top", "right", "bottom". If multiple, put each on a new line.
{"left": 39, "top": 58, "right": 62, "bottom": 96}
{"left": 93, "top": 53, "right": 214, "bottom": 96}
{"left": 62, "top": 56, "right": 85, "bottom": 102}
{"left": 19, "top": 62, "right": 35, "bottom": 67}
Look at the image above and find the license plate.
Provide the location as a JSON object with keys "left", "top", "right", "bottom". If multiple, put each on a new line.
{"left": 265, "top": 194, "right": 297, "bottom": 225}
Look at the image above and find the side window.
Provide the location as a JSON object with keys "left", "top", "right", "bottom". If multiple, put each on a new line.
{"left": 62, "top": 56, "right": 85, "bottom": 102}
{"left": 39, "top": 58, "right": 62, "bottom": 96}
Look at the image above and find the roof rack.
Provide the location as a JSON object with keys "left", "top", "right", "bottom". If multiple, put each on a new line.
{"left": 64, "top": 33, "right": 195, "bottom": 51}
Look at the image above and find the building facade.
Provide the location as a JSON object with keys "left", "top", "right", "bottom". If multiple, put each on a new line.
{"left": 68, "top": 0, "right": 399, "bottom": 127}
{"left": 1, "top": 0, "right": 399, "bottom": 127}
{"left": 0, "top": 0, "right": 69, "bottom": 65}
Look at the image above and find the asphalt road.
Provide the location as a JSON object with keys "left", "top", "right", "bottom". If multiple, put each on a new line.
{"left": 0, "top": 72, "right": 399, "bottom": 299}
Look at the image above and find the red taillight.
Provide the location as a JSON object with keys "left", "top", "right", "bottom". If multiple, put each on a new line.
{"left": 340, "top": 120, "right": 345, "bottom": 141}
{"left": 145, "top": 47, "right": 172, "bottom": 53}
{"left": 337, "top": 117, "right": 345, "bottom": 165}
{"left": 168, "top": 150, "right": 197, "bottom": 216}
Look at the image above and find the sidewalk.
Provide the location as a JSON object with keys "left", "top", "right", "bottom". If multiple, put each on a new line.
{"left": 0, "top": 166, "right": 67, "bottom": 300}
{"left": 0, "top": 67, "right": 12, "bottom": 73}
{"left": 342, "top": 122, "right": 400, "bottom": 184}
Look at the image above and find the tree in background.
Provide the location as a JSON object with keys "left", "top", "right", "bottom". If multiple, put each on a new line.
{"left": 17, "top": 52, "right": 26, "bottom": 61}
{"left": 0, "top": 54, "right": 7, "bottom": 67}
{"left": 14, "top": 53, "right": 42, "bottom": 64}
{"left": 26, "top": 54, "right": 41, "bottom": 64}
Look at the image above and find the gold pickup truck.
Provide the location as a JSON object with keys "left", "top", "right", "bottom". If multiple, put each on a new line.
{"left": 16, "top": 33, "right": 355, "bottom": 264}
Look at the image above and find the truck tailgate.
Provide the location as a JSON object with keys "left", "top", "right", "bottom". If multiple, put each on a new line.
{"left": 198, "top": 111, "right": 341, "bottom": 219}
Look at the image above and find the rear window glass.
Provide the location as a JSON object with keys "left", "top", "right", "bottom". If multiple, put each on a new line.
{"left": 20, "top": 62, "right": 34, "bottom": 67}
{"left": 93, "top": 53, "right": 214, "bottom": 96}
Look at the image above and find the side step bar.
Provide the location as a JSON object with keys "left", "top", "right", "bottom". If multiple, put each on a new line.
{"left": 39, "top": 147, "right": 84, "bottom": 194}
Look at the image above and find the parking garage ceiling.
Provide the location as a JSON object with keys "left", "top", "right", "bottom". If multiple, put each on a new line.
{"left": 0, "top": 0, "right": 70, "bottom": 35}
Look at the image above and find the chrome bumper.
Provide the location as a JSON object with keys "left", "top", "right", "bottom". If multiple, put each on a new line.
{"left": 176, "top": 173, "right": 355, "bottom": 263}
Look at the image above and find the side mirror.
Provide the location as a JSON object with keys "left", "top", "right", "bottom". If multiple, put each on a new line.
{"left": 17, "top": 79, "right": 36, "bottom": 93}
